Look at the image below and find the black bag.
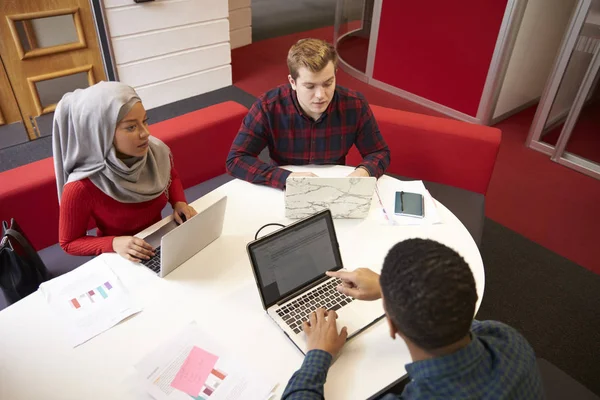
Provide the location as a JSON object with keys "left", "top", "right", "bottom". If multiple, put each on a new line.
{"left": 0, "top": 219, "right": 50, "bottom": 305}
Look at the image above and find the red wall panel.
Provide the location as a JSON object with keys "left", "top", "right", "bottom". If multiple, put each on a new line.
{"left": 372, "top": 0, "right": 508, "bottom": 117}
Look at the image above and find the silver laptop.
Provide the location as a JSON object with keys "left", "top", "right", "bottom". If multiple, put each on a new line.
{"left": 141, "top": 196, "right": 227, "bottom": 277}
{"left": 246, "top": 209, "right": 384, "bottom": 354}
{"left": 285, "top": 176, "right": 377, "bottom": 219}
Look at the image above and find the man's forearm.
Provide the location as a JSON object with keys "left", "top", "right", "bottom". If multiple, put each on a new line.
{"left": 282, "top": 350, "right": 332, "bottom": 400}
{"left": 226, "top": 154, "right": 291, "bottom": 189}
{"left": 360, "top": 147, "right": 391, "bottom": 178}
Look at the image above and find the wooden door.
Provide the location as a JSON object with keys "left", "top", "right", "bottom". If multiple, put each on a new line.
{"left": 0, "top": 57, "right": 28, "bottom": 147}
{"left": 0, "top": 0, "right": 107, "bottom": 140}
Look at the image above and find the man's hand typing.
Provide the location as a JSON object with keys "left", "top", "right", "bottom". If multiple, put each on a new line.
{"left": 326, "top": 268, "right": 382, "bottom": 301}
{"left": 304, "top": 308, "right": 348, "bottom": 357}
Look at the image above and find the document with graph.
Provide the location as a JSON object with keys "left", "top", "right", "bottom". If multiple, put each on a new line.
{"left": 39, "top": 256, "right": 142, "bottom": 347}
{"left": 134, "top": 321, "right": 276, "bottom": 400}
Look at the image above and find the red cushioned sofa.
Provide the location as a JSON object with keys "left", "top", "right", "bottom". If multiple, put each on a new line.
{"left": 351, "top": 105, "right": 501, "bottom": 196}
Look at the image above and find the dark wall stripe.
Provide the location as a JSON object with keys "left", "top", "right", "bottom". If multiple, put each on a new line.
{"left": 90, "top": 0, "right": 117, "bottom": 81}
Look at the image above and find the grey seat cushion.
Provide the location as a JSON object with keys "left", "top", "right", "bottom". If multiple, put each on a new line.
{"left": 39, "top": 246, "right": 95, "bottom": 278}
{"left": 537, "top": 358, "right": 599, "bottom": 400}
{"left": 422, "top": 180, "right": 484, "bottom": 247}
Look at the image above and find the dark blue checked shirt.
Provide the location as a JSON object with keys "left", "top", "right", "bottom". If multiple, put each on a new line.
{"left": 225, "top": 84, "right": 390, "bottom": 189}
{"left": 282, "top": 320, "right": 544, "bottom": 400}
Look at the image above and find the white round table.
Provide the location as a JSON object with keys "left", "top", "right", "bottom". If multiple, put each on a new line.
{"left": 0, "top": 165, "right": 484, "bottom": 400}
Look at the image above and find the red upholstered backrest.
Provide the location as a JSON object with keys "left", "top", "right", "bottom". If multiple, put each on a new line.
{"left": 150, "top": 101, "right": 248, "bottom": 189}
{"left": 0, "top": 101, "right": 248, "bottom": 251}
{"left": 0, "top": 157, "right": 60, "bottom": 252}
{"left": 348, "top": 105, "right": 501, "bottom": 194}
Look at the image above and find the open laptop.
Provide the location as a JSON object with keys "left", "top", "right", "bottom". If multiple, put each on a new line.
{"left": 246, "top": 209, "right": 384, "bottom": 353}
{"left": 285, "top": 176, "right": 377, "bottom": 219}
{"left": 140, "top": 196, "right": 227, "bottom": 277}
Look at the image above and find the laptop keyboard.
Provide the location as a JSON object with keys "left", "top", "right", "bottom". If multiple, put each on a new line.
{"left": 141, "top": 246, "right": 161, "bottom": 273}
{"left": 276, "top": 278, "right": 354, "bottom": 334}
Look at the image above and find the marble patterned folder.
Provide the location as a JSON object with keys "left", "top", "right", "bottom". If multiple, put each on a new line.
{"left": 285, "top": 176, "right": 377, "bottom": 219}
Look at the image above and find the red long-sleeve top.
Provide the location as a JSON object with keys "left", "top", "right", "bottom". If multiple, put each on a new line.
{"left": 59, "top": 167, "right": 186, "bottom": 256}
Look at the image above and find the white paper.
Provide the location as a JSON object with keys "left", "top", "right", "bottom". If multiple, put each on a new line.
{"left": 39, "top": 257, "right": 142, "bottom": 347}
{"left": 134, "top": 321, "right": 276, "bottom": 400}
{"left": 376, "top": 181, "right": 443, "bottom": 226}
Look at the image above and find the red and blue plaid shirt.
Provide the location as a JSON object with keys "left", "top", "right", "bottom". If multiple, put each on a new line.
{"left": 225, "top": 84, "right": 391, "bottom": 189}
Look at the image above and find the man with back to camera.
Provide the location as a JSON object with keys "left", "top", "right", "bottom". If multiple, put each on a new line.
{"left": 281, "top": 238, "right": 545, "bottom": 399}
{"left": 225, "top": 38, "right": 390, "bottom": 189}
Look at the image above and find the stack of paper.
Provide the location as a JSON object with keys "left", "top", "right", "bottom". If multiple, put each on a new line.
{"left": 135, "top": 322, "right": 276, "bottom": 400}
{"left": 39, "top": 257, "right": 142, "bottom": 347}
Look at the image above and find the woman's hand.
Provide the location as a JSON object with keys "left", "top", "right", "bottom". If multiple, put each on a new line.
{"left": 173, "top": 202, "right": 197, "bottom": 224}
{"left": 112, "top": 236, "right": 155, "bottom": 262}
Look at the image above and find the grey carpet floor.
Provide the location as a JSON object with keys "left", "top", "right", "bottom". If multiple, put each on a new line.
{"left": 477, "top": 219, "right": 600, "bottom": 395}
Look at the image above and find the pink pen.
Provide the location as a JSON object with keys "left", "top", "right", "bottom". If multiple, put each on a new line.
{"left": 375, "top": 186, "right": 397, "bottom": 225}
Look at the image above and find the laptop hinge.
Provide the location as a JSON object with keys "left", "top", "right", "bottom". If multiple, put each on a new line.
{"left": 276, "top": 275, "right": 330, "bottom": 306}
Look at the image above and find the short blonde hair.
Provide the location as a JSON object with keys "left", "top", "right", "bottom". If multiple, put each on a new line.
{"left": 287, "top": 39, "right": 338, "bottom": 80}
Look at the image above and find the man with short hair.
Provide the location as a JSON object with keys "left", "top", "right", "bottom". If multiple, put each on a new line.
{"left": 226, "top": 38, "right": 390, "bottom": 189}
{"left": 282, "top": 239, "right": 544, "bottom": 399}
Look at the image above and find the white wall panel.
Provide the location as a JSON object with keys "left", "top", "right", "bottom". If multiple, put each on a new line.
{"left": 229, "top": 0, "right": 251, "bottom": 11}
{"left": 135, "top": 65, "right": 233, "bottom": 109}
{"left": 103, "top": 0, "right": 232, "bottom": 109}
{"left": 105, "top": 0, "right": 228, "bottom": 37}
{"left": 228, "top": 0, "right": 251, "bottom": 50}
{"left": 231, "top": 27, "right": 252, "bottom": 50}
{"left": 229, "top": 7, "right": 251, "bottom": 32}
{"left": 118, "top": 43, "right": 231, "bottom": 87}
{"left": 111, "top": 20, "right": 229, "bottom": 65}
{"left": 103, "top": 0, "right": 141, "bottom": 8}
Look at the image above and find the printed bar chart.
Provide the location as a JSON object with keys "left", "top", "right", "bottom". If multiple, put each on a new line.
{"left": 196, "top": 368, "right": 228, "bottom": 399}
{"left": 69, "top": 281, "right": 114, "bottom": 309}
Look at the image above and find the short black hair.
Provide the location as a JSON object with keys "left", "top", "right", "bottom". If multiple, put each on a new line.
{"left": 380, "top": 239, "right": 477, "bottom": 350}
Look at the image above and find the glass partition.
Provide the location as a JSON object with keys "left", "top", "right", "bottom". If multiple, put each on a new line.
{"left": 334, "top": 0, "right": 373, "bottom": 75}
{"left": 527, "top": 0, "right": 600, "bottom": 179}
{"left": 541, "top": 4, "right": 600, "bottom": 148}
{"left": 561, "top": 73, "right": 600, "bottom": 166}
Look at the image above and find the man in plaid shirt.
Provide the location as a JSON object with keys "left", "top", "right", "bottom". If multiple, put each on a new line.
{"left": 282, "top": 239, "right": 544, "bottom": 399}
{"left": 225, "top": 39, "right": 390, "bottom": 189}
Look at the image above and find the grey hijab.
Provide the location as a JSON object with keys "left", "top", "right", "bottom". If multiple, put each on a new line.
{"left": 52, "top": 81, "right": 172, "bottom": 203}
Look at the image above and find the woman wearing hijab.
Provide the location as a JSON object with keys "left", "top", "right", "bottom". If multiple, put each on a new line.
{"left": 53, "top": 81, "right": 197, "bottom": 261}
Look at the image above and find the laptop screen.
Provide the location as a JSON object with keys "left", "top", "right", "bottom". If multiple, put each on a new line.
{"left": 247, "top": 210, "right": 343, "bottom": 309}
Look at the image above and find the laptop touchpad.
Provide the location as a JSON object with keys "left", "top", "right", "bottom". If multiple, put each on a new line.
{"left": 336, "top": 308, "right": 365, "bottom": 336}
